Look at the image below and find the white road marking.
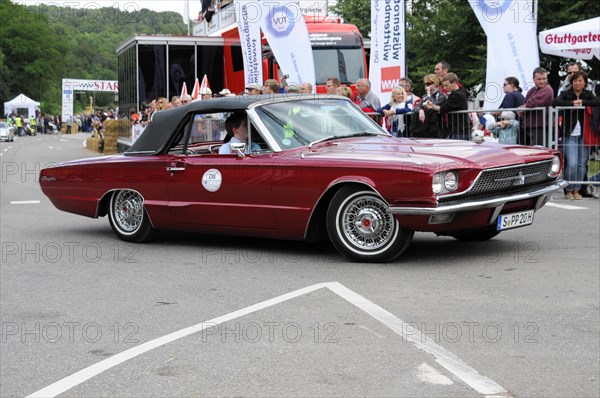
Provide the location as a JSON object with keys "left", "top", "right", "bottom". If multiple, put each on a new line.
{"left": 417, "top": 362, "right": 453, "bottom": 385}
{"left": 27, "top": 282, "right": 511, "bottom": 397}
{"left": 327, "top": 282, "right": 511, "bottom": 396}
{"left": 27, "top": 283, "right": 329, "bottom": 398}
{"left": 10, "top": 201, "right": 40, "bottom": 205}
{"left": 546, "top": 202, "right": 587, "bottom": 210}
{"left": 48, "top": 146, "right": 54, "bottom": 149}
{"left": 3, "top": 149, "right": 7, "bottom": 152}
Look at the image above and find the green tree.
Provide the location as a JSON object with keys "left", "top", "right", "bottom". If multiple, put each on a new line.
{"left": 330, "top": 0, "right": 371, "bottom": 38}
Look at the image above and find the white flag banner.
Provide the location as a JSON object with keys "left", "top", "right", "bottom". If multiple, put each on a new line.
{"left": 369, "top": 0, "right": 406, "bottom": 105}
{"left": 235, "top": 0, "right": 263, "bottom": 89}
{"left": 468, "top": 0, "right": 539, "bottom": 109}
{"left": 257, "top": 1, "right": 315, "bottom": 91}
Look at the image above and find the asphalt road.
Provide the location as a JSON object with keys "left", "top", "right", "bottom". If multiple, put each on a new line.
{"left": 1, "top": 133, "right": 599, "bottom": 397}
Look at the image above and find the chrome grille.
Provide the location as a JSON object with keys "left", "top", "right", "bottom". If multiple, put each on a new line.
{"left": 439, "top": 160, "right": 555, "bottom": 204}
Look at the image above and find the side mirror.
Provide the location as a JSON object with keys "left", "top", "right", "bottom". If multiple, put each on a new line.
{"left": 230, "top": 142, "right": 246, "bottom": 158}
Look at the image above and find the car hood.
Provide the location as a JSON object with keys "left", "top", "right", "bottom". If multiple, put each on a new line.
{"left": 300, "top": 136, "right": 555, "bottom": 170}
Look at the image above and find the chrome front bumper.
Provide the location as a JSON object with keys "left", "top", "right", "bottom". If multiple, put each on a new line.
{"left": 389, "top": 180, "right": 568, "bottom": 215}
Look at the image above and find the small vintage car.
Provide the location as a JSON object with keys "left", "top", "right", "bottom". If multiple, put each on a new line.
{"left": 40, "top": 96, "right": 566, "bottom": 262}
{"left": 0, "top": 121, "right": 16, "bottom": 142}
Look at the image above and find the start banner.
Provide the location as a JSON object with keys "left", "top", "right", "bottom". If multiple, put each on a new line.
{"left": 369, "top": 0, "right": 406, "bottom": 105}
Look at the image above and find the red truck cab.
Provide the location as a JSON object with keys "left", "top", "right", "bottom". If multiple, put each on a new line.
{"left": 221, "top": 17, "right": 367, "bottom": 94}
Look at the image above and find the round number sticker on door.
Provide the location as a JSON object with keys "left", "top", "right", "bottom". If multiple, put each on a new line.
{"left": 202, "top": 169, "right": 222, "bottom": 192}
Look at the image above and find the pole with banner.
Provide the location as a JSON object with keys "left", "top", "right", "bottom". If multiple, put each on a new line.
{"left": 468, "top": 0, "right": 539, "bottom": 108}
{"left": 235, "top": 0, "right": 263, "bottom": 90}
{"left": 369, "top": 0, "right": 406, "bottom": 105}
{"left": 257, "top": 1, "right": 315, "bottom": 91}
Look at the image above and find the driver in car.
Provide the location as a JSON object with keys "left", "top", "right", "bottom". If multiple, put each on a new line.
{"left": 219, "top": 112, "right": 260, "bottom": 154}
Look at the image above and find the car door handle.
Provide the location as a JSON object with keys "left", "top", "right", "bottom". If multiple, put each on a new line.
{"left": 166, "top": 166, "right": 186, "bottom": 172}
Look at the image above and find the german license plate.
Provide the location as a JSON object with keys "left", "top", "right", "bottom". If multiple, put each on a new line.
{"left": 497, "top": 210, "right": 535, "bottom": 231}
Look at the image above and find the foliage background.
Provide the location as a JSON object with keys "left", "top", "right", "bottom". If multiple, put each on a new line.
{"left": 1, "top": 0, "right": 599, "bottom": 115}
{"left": 0, "top": 0, "right": 186, "bottom": 115}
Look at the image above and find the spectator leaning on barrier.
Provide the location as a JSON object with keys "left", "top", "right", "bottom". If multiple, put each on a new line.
{"left": 326, "top": 77, "right": 340, "bottom": 95}
{"left": 171, "top": 96, "right": 181, "bottom": 107}
{"left": 411, "top": 74, "right": 447, "bottom": 138}
{"left": 286, "top": 84, "right": 301, "bottom": 94}
{"left": 180, "top": 94, "right": 193, "bottom": 105}
{"left": 426, "top": 73, "right": 470, "bottom": 140}
{"left": 499, "top": 77, "right": 525, "bottom": 109}
{"left": 245, "top": 83, "right": 262, "bottom": 95}
{"left": 300, "top": 82, "right": 313, "bottom": 94}
{"left": 552, "top": 71, "right": 600, "bottom": 200}
{"left": 354, "top": 78, "right": 381, "bottom": 113}
{"left": 262, "top": 79, "right": 280, "bottom": 94}
{"left": 520, "top": 67, "right": 554, "bottom": 146}
{"left": 337, "top": 86, "right": 353, "bottom": 99}
{"left": 399, "top": 77, "right": 421, "bottom": 105}
{"left": 489, "top": 111, "right": 519, "bottom": 144}
{"left": 377, "top": 86, "right": 413, "bottom": 137}
{"left": 557, "top": 62, "right": 596, "bottom": 96}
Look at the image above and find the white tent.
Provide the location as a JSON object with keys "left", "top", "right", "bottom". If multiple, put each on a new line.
{"left": 539, "top": 17, "right": 600, "bottom": 60}
{"left": 4, "top": 94, "right": 40, "bottom": 119}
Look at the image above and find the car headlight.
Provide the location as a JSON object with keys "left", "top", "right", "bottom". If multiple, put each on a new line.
{"left": 433, "top": 171, "right": 459, "bottom": 195}
{"left": 444, "top": 171, "right": 458, "bottom": 191}
{"left": 549, "top": 155, "right": 561, "bottom": 176}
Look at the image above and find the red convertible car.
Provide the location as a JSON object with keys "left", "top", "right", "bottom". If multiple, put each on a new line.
{"left": 40, "top": 96, "right": 566, "bottom": 262}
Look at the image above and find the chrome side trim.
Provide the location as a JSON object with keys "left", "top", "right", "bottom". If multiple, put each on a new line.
{"left": 389, "top": 180, "right": 568, "bottom": 215}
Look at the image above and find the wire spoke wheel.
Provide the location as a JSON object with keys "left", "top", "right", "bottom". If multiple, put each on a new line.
{"left": 112, "top": 190, "right": 144, "bottom": 233}
{"left": 108, "top": 190, "right": 156, "bottom": 242}
{"left": 327, "top": 186, "right": 413, "bottom": 262}
{"left": 342, "top": 196, "right": 395, "bottom": 251}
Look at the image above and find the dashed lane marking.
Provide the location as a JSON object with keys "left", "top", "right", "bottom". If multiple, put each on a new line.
{"left": 27, "top": 282, "right": 512, "bottom": 397}
{"left": 10, "top": 201, "right": 41, "bottom": 205}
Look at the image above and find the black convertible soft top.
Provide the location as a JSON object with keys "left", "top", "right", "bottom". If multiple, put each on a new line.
{"left": 126, "top": 95, "right": 262, "bottom": 155}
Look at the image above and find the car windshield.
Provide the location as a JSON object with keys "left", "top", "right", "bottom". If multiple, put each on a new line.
{"left": 0, "top": 122, "right": 7, "bottom": 128}
{"left": 255, "top": 98, "right": 386, "bottom": 150}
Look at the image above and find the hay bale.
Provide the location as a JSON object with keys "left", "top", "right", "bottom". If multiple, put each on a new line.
{"left": 104, "top": 119, "right": 129, "bottom": 140}
{"left": 85, "top": 137, "right": 99, "bottom": 152}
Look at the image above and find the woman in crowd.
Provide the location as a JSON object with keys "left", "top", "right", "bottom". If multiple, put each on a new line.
{"left": 552, "top": 71, "right": 600, "bottom": 200}
{"left": 377, "top": 86, "right": 413, "bottom": 137}
{"left": 499, "top": 77, "right": 525, "bottom": 109}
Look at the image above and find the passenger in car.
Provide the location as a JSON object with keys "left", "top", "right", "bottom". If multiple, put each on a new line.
{"left": 219, "top": 112, "right": 260, "bottom": 154}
